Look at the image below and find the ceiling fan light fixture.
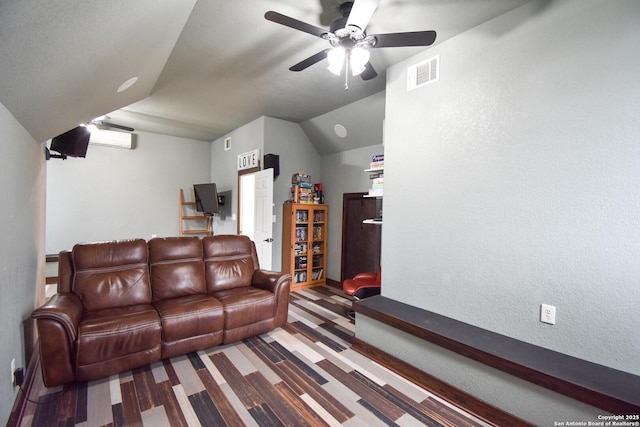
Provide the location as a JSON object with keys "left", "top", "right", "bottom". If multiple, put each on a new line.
{"left": 83, "top": 123, "right": 98, "bottom": 133}
{"left": 327, "top": 47, "right": 346, "bottom": 76}
{"left": 350, "top": 46, "right": 370, "bottom": 76}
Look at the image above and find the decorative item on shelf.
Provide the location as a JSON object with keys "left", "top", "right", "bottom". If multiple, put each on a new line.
{"left": 313, "top": 183, "right": 324, "bottom": 204}
{"left": 366, "top": 153, "right": 384, "bottom": 197}
{"left": 364, "top": 154, "right": 384, "bottom": 224}
{"left": 290, "top": 172, "right": 315, "bottom": 204}
{"left": 369, "top": 154, "right": 384, "bottom": 170}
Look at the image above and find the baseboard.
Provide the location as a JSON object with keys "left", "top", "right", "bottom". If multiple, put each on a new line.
{"left": 326, "top": 278, "right": 341, "bottom": 289}
{"left": 351, "top": 337, "right": 533, "bottom": 427}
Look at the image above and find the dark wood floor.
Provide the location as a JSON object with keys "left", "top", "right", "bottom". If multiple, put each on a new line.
{"left": 18, "top": 287, "right": 490, "bottom": 426}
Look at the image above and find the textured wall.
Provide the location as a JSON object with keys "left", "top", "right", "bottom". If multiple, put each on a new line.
{"left": 264, "top": 116, "right": 322, "bottom": 272}
{"left": 359, "top": 0, "right": 640, "bottom": 423}
{"left": 46, "top": 131, "right": 212, "bottom": 253}
{"left": 321, "top": 144, "right": 384, "bottom": 281}
{"left": 0, "top": 101, "right": 46, "bottom": 424}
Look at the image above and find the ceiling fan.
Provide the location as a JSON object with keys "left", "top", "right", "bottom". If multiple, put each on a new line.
{"left": 265, "top": 0, "right": 436, "bottom": 85}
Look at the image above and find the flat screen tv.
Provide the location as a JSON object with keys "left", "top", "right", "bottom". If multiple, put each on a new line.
{"left": 194, "top": 183, "right": 220, "bottom": 216}
{"left": 50, "top": 126, "right": 91, "bottom": 158}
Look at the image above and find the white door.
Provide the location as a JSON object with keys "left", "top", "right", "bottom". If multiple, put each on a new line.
{"left": 253, "top": 168, "right": 274, "bottom": 269}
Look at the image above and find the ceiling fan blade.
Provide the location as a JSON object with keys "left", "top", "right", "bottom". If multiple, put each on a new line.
{"left": 345, "top": 0, "right": 380, "bottom": 32}
{"left": 359, "top": 61, "right": 377, "bottom": 81}
{"left": 371, "top": 31, "right": 437, "bottom": 48}
{"left": 265, "top": 11, "right": 329, "bottom": 38}
{"left": 289, "top": 50, "right": 330, "bottom": 72}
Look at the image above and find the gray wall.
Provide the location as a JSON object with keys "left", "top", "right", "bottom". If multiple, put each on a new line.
{"left": 357, "top": 0, "right": 640, "bottom": 424}
{"left": 209, "top": 116, "right": 265, "bottom": 236}
{"left": 322, "top": 144, "right": 384, "bottom": 280}
{"left": 46, "top": 131, "right": 211, "bottom": 253}
{"left": 210, "top": 116, "right": 323, "bottom": 272}
{"left": 264, "top": 117, "right": 322, "bottom": 272}
{"left": 0, "top": 101, "right": 46, "bottom": 423}
{"left": 211, "top": 115, "right": 384, "bottom": 278}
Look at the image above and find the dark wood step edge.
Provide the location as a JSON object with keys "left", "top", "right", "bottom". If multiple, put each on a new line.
{"left": 351, "top": 337, "right": 533, "bottom": 427}
{"left": 353, "top": 295, "right": 640, "bottom": 416}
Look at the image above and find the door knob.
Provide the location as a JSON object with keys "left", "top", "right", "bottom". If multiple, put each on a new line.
{"left": 263, "top": 238, "right": 274, "bottom": 243}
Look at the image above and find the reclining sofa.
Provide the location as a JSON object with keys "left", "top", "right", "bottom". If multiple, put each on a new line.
{"left": 32, "top": 234, "right": 291, "bottom": 387}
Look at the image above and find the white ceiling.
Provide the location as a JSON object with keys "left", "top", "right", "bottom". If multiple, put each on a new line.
{"left": 0, "top": 0, "right": 530, "bottom": 153}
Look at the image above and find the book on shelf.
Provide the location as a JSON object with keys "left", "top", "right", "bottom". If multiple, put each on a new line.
{"left": 313, "top": 226, "right": 323, "bottom": 240}
{"left": 369, "top": 154, "right": 384, "bottom": 170}
{"left": 312, "top": 268, "right": 324, "bottom": 281}
{"left": 295, "top": 210, "right": 308, "bottom": 223}
{"left": 295, "top": 256, "right": 307, "bottom": 269}
{"left": 295, "top": 226, "right": 308, "bottom": 241}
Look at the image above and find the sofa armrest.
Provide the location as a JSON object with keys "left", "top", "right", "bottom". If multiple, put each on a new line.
{"left": 31, "top": 292, "right": 83, "bottom": 386}
{"left": 353, "top": 272, "right": 377, "bottom": 282}
{"left": 252, "top": 270, "right": 291, "bottom": 327}
{"left": 32, "top": 292, "right": 83, "bottom": 345}
{"left": 252, "top": 270, "right": 291, "bottom": 294}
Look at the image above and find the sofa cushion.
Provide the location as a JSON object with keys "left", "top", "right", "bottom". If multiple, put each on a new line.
{"left": 148, "top": 237, "right": 206, "bottom": 300}
{"left": 72, "top": 239, "right": 151, "bottom": 311}
{"left": 152, "top": 294, "right": 224, "bottom": 342}
{"left": 211, "top": 287, "right": 276, "bottom": 329}
{"left": 76, "top": 304, "right": 161, "bottom": 367}
{"left": 203, "top": 235, "right": 258, "bottom": 293}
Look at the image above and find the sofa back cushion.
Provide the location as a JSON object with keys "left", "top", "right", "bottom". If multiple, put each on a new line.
{"left": 57, "top": 250, "right": 73, "bottom": 293}
{"left": 72, "top": 239, "right": 151, "bottom": 311}
{"left": 203, "top": 235, "right": 259, "bottom": 293}
{"left": 148, "top": 237, "right": 206, "bottom": 301}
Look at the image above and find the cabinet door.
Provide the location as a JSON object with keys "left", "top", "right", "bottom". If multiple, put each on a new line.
{"left": 292, "top": 207, "right": 309, "bottom": 285}
{"left": 311, "top": 207, "right": 326, "bottom": 282}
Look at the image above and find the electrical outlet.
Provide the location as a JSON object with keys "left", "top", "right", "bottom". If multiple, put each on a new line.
{"left": 540, "top": 304, "right": 556, "bottom": 325}
{"left": 10, "top": 359, "right": 15, "bottom": 385}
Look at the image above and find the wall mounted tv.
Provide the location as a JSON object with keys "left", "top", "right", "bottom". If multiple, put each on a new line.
{"left": 194, "top": 183, "right": 220, "bottom": 216}
{"left": 50, "top": 126, "right": 91, "bottom": 158}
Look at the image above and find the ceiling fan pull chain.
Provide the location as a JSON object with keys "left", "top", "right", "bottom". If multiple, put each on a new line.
{"left": 344, "top": 56, "right": 350, "bottom": 91}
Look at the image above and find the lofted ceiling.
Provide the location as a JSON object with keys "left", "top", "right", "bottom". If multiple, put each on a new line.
{"left": 0, "top": 0, "right": 530, "bottom": 154}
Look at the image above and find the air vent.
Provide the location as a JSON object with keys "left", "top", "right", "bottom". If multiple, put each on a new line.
{"left": 407, "top": 55, "right": 439, "bottom": 91}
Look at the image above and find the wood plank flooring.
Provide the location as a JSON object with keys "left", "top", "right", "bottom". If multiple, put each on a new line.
{"left": 18, "top": 287, "right": 491, "bottom": 427}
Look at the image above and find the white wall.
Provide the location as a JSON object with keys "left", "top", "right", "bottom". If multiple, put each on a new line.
{"left": 357, "top": 0, "right": 640, "bottom": 423}
{"left": 322, "top": 144, "right": 384, "bottom": 280}
{"left": 46, "top": 130, "right": 211, "bottom": 253}
{"left": 0, "top": 101, "right": 46, "bottom": 423}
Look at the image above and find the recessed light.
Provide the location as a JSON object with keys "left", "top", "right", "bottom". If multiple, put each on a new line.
{"left": 117, "top": 77, "right": 138, "bottom": 93}
{"left": 334, "top": 124, "right": 347, "bottom": 138}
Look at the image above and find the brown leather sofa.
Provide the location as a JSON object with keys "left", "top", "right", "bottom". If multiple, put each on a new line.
{"left": 32, "top": 234, "right": 291, "bottom": 387}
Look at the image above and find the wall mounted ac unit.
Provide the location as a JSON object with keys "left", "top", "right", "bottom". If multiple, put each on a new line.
{"left": 89, "top": 129, "right": 133, "bottom": 149}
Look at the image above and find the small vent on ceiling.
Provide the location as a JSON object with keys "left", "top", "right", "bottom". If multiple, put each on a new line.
{"left": 407, "top": 55, "right": 439, "bottom": 91}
